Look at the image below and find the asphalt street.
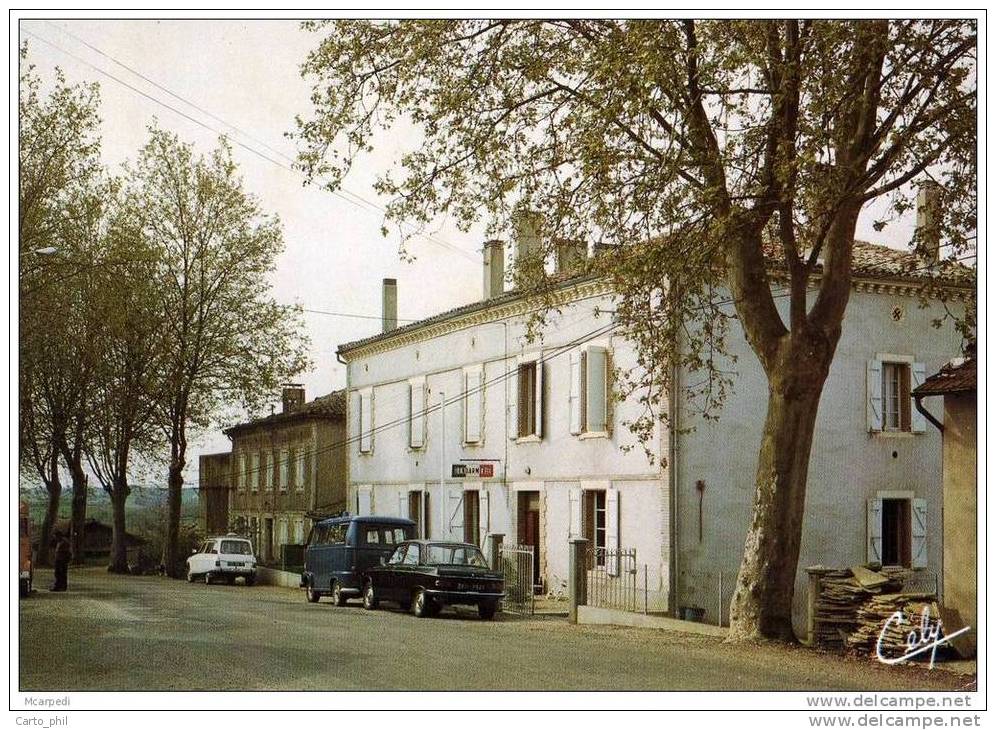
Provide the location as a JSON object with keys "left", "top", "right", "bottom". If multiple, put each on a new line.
{"left": 19, "top": 567, "right": 970, "bottom": 691}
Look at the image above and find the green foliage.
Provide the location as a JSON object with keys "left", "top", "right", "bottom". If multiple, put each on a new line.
{"left": 294, "top": 20, "right": 976, "bottom": 453}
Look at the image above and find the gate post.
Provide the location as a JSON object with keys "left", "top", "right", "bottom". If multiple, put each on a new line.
{"left": 568, "top": 538, "right": 589, "bottom": 624}
{"left": 487, "top": 533, "right": 505, "bottom": 570}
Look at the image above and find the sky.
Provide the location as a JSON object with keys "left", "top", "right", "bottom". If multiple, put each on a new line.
{"left": 18, "top": 18, "right": 923, "bottom": 486}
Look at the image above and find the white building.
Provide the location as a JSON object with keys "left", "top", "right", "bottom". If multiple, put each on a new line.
{"left": 336, "top": 234, "right": 970, "bottom": 631}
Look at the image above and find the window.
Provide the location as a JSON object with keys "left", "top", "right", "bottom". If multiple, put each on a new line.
{"left": 463, "top": 490, "right": 481, "bottom": 546}
{"left": 388, "top": 545, "right": 407, "bottom": 565}
{"left": 408, "top": 491, "right": 430, "bottom": 539}
{"left": 279, "top": 448, "right": 289, "bottom": 491}
{"left": 237, "top": 452, "right": 246, "bottom": 491}
{"left": 583, "top": 490, "right": 607, "bottom": 565}
{"left": 515, "top": 359, "right": 543, "bottom": 438}
{"left": 383, "top": 527, "right": 407, "bottom": 545}
{"left": 261, "top": 451, "right": 272, "bottom": 491}
{"left": 867, "top": 358, "right": 926, "bottom": 433}
{"left": 359, "top": 389, "right": 373, "bottom": 453}
{"left": 867, "top": 495, "right": 927, "bottom": 568}
{"left": 463, "top": 367, "right": 483, "bottom": 443}
{"left": 570, "top": 346, "right": 610, "bottom": 435}
{"left": 883, "top": 363, "right": 911, "bottom": 431}
{"left": 251, "top": 453, "right": 260, "bottom": 492}
{"left": 409, "top": 378, "right": 425, "bottom": 449}
{"left": 295, "top": 448, "right": 306, "bottom": 490}
{"left": 324, "top": 523, "right": 348, "bottom": 545}
{"left": 365, "top": 528, "right": 380, "bottom": 544}
{"left": 402, "top": 543, "right": 420, "bottom": 565}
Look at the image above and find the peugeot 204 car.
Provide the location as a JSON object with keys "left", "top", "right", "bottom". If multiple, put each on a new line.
{"left": 361, "top": 540, "right": 505, "bottom": 620}
{"left": 186, "top": 534, "right": 257, "bottom": 585}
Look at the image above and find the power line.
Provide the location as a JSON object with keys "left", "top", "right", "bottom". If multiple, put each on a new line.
{"left": 22, "top": 24, "right": 479, "bottom": 264}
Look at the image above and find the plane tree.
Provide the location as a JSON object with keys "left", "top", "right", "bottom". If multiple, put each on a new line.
{"left": 294, "top": 19, "right": 976, "bottom": 641}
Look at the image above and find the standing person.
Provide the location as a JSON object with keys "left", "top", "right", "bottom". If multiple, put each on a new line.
{"left": 50, "top": 531, "right": 71, "bottom": 592}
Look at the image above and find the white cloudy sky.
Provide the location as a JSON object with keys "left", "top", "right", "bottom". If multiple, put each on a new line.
{"left": 19, "top": 18, "right": 921, "bottom": 483}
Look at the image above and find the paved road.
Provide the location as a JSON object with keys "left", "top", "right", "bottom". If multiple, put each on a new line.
{"left": 19, "top": 568, "right": 969, "bottom": 692}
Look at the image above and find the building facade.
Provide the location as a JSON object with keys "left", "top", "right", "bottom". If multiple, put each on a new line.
{"left": 337, "top": 238, "right": 970, "bottom": 631}
{"left": 222, "top": 387, "right": 347, "bottom": 564}
{"left": 198, "top": 452, "right": 232, "bottom": 535}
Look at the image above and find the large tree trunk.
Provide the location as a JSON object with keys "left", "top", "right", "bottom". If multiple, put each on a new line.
{"left": 108, "top": 482, "right": 130, "bottom": 574}
{"left": 727, "top": 341, "right": 835, "bottom": 642}
{"left": 163, "top": 458, "right": 185, "bottom": 578}
{"left": 68, "top": 458, "right": 88, "bottom": 566}
{"left": 37, "top": 454, "right": 62, "bottom": 568}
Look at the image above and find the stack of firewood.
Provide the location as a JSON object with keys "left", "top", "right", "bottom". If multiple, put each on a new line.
{"left": 810, "top": 566, "right": 904, "bottom": 650}
{"left": 846, "top": 593, "right": 940, "bottom": 657}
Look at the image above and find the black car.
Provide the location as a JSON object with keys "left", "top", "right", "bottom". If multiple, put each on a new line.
{"left": 362, "top": 540, "right": 505, "bottom": 620}
{"left": 302, "top": 515, "right": 416, "bottom": 605}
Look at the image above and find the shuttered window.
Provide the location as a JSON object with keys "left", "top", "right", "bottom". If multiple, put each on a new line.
{"left": 867, "top": 495, "right": 927, "bottom": 568}
{"left": 359, "top": 389, "right": 373, "bottom": 453}
{"left": 409, "top": 378, "right": 426, "bottom": 449}
{"left": 571, "top": 346, "right": 610, "bottom": 435}
{"left": 515, "top": 359, "right": 543, "bottom": 438}
{"left": 279, "top": 448, "right": 289, "bottom": 491}
{"left": 867, "top": 357, "right": 925, "bottom": 433}
{"left": 464, "top": 367, "right": 483, "bottom": 443}
{"left": 251, "top": 452, "right": 260, "bottom": 492}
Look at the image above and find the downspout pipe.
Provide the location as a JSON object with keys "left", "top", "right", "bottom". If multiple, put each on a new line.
{"left": 914, "top": 394, "right": 945, "bottom": 433}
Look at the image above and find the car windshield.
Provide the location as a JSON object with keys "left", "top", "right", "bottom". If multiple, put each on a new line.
{"left": 220, "top": 540, "right": 252, "bottom": 555}
{"left": 423, "top": 544, "right": 488, "bottom": 567}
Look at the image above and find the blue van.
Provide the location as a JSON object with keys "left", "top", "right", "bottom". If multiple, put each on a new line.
{"left": 301, "top": 515, "right": 416, "bottom": 605}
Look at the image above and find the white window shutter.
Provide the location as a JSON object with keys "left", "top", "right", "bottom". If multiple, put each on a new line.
{"left": 911, "top": 498, "right": 928, "bottom": 568}
{"left": 479, "top": 489, "right": 490, "bottom": 546}
{"left": 279, "top": 448, "right": 289, "bottom": 489}
{"left": 911, "top": 362, "right": 927, "bottom": 433}
{"left": 866, "top": 359, "right": 883, "bottom": 432}
{"left": 409, "top": 381, "right": 426, "bottom": 448}
{"left": 464, "top": 369, "right": 482, "bottom": 443}
{"left": 448, "top": 488, "right": 465, "bottom": 540}
{"left": 866, "top": 497, "right": 883, "bottom": 564}
{"left": 534, "top": 359, "right": 544, "bottom": 438}
{"left": 586, "top": 346, "right": 608, "bottom": 433}
{"left": 359, "top": 390, "right": 373, "bottom": 452}
{"left": 569, "top": 350, "right": 582, "bottom": 435}
{"left": 357, "top": 486, "right": 372, "bottom": 516}
{"left": 568, "top": 487, "right": 582, "bottom": 539}
{"left": 606, "top": 488, "right": 620, "bottom": 576}
{"left": 398, "top": 491, "right": 409, "bottom": 519}
{"left": 508, "top": 367, "right": 518, "bottom": 440}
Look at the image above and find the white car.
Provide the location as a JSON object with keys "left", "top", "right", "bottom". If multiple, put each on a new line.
{"left": 187, "top": 535, "right": 257, "bottom": 585}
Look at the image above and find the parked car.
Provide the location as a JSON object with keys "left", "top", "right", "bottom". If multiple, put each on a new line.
{"left": 19, "top": 501, "right": 33, "bottom": 597}
{"left": 362, "top": 540, "right": 505, "bottom": 620}
{"left": 302, "top": 515, "right": 416, "bottom": 605}
{"left": 186, "top": 534, "right": 256, "bottom": 585}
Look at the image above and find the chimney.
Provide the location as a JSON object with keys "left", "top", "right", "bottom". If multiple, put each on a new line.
{"left": 282, "top": 385, "right": 305, "bottom": 414}
{"left": 916, "top": 181, "right": 942, "bottom": 264}
{"left": 483, "top": 239, "right": 505, "bottom": 299}
{"left": 382, "top": 278, "right": 398, "bottom": 333}
{"left": 513, "top": 209, "right": 543, "bottom": 267}
{"left": 555, "top": 239, "right": 587, "bottom": 276}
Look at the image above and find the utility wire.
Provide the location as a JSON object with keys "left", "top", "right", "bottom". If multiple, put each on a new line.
{"left": 22, "top": 25, "right": 479, "bottom": 264}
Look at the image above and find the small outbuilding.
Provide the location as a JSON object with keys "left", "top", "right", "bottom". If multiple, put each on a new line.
{"left": 913, "top": 354, "right": 977, "bottom": 654}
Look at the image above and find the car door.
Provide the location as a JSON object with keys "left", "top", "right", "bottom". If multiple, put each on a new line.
{"left": 192, "top": 541, "right": 212, "bottom": 574}
{"left": 398, "top": 542, "right": 421, "bottom": 598}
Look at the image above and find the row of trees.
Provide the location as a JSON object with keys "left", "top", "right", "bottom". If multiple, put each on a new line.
{"left": 18, "top": 46, "right": 309, "bottom": 575}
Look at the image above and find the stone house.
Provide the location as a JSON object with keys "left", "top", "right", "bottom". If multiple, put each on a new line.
{"left": 213, "top": 387, "right": 347, "bottom": 564}
{"left": 336, "top": 227, "right": 970, "bottom": 632}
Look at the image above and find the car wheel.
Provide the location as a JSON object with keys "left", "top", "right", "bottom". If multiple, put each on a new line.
{"left": 186, "top": 567, "right": 194, "bottom": 583}
{"left": 331, "top": 580, "right": 347, "bottom": 607}
{"left": 363, "top": 581, "right": 379, "bottom": 610}
{"left": 478, "top": 601, "right": 498, "bottom": 620}
{"left": 245, "top": 575, "right": 255, "bottom": 587}
{"left": 413, "top": 589, "right": 433, "bottom": 618}
{"left": 204, "top": 572, "right": 212, "bottom": 585}
{"left": 306, "top": 583, "right": 320, "bottom": 602}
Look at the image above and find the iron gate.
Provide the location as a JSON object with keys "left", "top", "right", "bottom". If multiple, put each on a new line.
{"left": 586, "top": 546, "right": 640, "bottom": 612}
{"left": 498, "top": 543, "right": 535, "bottom": 615}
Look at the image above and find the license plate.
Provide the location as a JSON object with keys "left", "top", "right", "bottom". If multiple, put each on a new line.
{"left": 457, "top": 583, "right": 483, "bottom": 591}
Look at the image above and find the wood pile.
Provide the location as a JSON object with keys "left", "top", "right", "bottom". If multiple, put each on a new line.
{"left": 810, "top": 566, "right": 904, "bottom": 650}
{"left": 846, "top": 593, "right": 939, "bottom": 658}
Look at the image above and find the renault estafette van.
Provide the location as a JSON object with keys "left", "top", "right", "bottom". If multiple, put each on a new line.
{"left": 302, "top": 515, "right": 416, "bottom": 605}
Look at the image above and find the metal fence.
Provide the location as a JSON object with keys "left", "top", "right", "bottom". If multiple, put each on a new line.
{"left": 499, "top": 543, "right": 535, "bottom": 615}
{"left": 585, "top": 547, "right": 669, "bottom": 615}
